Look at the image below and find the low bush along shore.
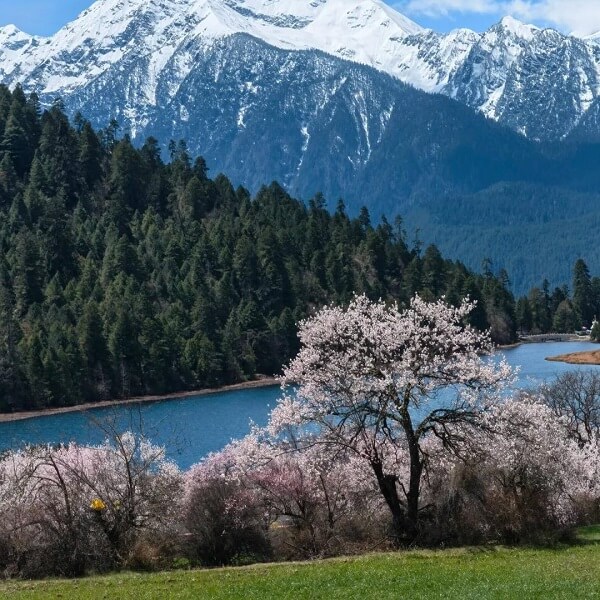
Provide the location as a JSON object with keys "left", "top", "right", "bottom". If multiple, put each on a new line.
{"left": 3, "top": 528, "right": 600, "bottom": 600}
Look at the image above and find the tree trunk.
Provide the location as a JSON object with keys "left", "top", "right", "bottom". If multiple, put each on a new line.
{"left": 405, "top": 436, "right": 423, "bottom": 541}
{"left": 400, "top": 391, "right": 423, "bottom": 542}
{"left": 370, "top": 458, "right": 406, "bottom": 543}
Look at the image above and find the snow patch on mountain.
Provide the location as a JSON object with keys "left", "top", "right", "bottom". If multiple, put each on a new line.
{"left": 2, "top": 0, "right": 600, "bottom": 141}
{"left": 0, "top": 0, "right": 425, "bottom": 99}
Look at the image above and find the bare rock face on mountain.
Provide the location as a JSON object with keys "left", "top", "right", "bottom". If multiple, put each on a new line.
{"left": 3, "top": 0, "right": 600, "bottom": 143}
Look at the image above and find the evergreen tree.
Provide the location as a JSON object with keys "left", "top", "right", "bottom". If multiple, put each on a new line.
{"left": 516, "top": 297, "right": 533, "bottom": 334}
{"left": 12, "top": 229, "right": 44, "bottom": 314}
{"left": 0, "top": 152, "right": 18, "bottom": 208}
{"left": 2, "top": 99, "right": 31, "bottom": 176}
{"left": 573, "top": 259, "right": 594, "bottom": 327}
{"left": 78, "top": 120, "right": 104, "bottom": 188}
{"left": 422, "top": 244, "right": 446, "bottom": 298}
{"left": 553, "top": 300, "right": 580, "bottom": 333}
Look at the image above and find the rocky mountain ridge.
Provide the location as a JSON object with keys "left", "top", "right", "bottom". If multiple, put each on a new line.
{"left": 2, "top": 1, "right": 600, "bottom": 141}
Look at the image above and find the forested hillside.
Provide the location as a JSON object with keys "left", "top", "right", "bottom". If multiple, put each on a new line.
{"left": 0, "top": 85, "right": 528, "bottom": 412}
{"left": 5, "top": 2, "right": 600, "bottom": 291}
{"left": 406, "top": 182, "right": 600, "bottom": 294}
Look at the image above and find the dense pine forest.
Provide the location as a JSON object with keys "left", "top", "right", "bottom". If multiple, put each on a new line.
{"left": 0, "top": 84, "right": 596, "bottom": 413}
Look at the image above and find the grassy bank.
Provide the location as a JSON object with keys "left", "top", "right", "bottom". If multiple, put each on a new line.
{"left": 3, "top": 529, "right": 600, "bottom": 599}
{"left": 546, "top": 349, "right": 600, "bottom": 366}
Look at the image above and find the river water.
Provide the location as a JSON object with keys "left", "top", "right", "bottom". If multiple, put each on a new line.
{"left": 0, "top": 341, "right": 596, "bottom": 468}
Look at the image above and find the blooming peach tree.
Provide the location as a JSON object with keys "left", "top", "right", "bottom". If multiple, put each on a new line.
{"left": 0, "top": 432, "right": 181, "bottom": 575}
{"left": 268, "top": 294, "right": 513, "bottom": 541}
{"left": 195, "top": 436, "right": 383, "bottom": 555}
{"left": 481, "top": 395, "right": 600, "bottom": 528}
{"left": 420, "top": 393, "right": 600, "bottom": 540}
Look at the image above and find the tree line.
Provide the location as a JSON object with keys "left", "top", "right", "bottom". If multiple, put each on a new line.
{"left": 516, "top": 258, "right": 600, "bottom": 335}
{"left": 0, "top": 83, "right": 593, "bottom": 412}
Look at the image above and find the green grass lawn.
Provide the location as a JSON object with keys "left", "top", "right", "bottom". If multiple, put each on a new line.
{"left": 3, "top": 537, "right": 600, "bottom": 599}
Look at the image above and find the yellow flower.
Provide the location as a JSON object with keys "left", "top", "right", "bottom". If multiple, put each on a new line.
{"left": 90, "top": 498, "right": 107, "bottom": 512}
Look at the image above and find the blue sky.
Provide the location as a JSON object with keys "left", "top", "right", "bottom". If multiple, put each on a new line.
{"left": 407, "top": 11, "right": 510, "bottom": 33}
{"left": 1, "top": 1, "right": 91, "bottom": 35}
{"left": 2, "top": 0, "right": 600, "bottom": 37}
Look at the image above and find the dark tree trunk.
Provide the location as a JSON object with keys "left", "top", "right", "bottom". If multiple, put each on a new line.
{"left": 370, "top": 458, "right": 406, "bottom": 543}
{"left": 405, "top": 435, "right": 423, "bottom": 541}
{"left": 400, "top": 391, "right": 424, "bottom": 542}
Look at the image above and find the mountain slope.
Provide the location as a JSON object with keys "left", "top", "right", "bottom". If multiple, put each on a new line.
{"left": 405, "top": 182, "right": 600, "bottom": 293}
{"left": 58, "top": 33, "right": 549, "bottom": 203}
{"left": 3, "top": 0, "right": 600, "bottom": 141}
{"left": 3, "top": 0, "right": 600, "bottom": 291}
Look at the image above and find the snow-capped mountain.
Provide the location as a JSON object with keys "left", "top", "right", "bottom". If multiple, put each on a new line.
{"left": 3, "top": 0, "right": 600, "bottom": 141}
{"left": 0, "top": 0, "right": 425, "bottom": 99}
{"left": 447, "top": 18, "right": 600, "bottom": 140}
{"left": 4, "top": 0, "right": 600, "bottom": 292}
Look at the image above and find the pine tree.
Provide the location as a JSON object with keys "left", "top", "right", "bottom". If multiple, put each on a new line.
{"left": 108, "top": 308, "right": 142, "bottom": 398}
{"left": 573, "top": 259, "right": 594, "bottom": 327}
{"left": 553, "top": 300, "right": 580, "bottom": 333}
{"left": 12, "top": 229, "right": 44, "bottom": 314}
{"left": 422, "top": 244, "right": 446, "bottom": 298}
{"left": 2, "top": 100, "right": 31, "bottom": 176}
{"left": 0, "top": 152, "right": 18, "bottom": 208}
{"left": 78, "top": 120, "right": 104, "bottom": 188}
{"left": 516, "top": 297, "right": 533, "bottom": 334}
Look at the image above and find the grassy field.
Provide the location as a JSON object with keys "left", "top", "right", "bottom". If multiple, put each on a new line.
{"left": 2, "top": 528, "right": 600, "bottom": 599}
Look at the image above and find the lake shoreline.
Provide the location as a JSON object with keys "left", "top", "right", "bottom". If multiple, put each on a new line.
{"left": 2, "top": 338, "right": 594, "bottom": 424}
{"left": 498, "top": 334, "right": 588, "bottom": 351}
{"left": 0, "top": 378, "right": 280, "bottom": 424}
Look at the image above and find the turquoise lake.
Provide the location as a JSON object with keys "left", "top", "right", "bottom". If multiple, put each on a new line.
{"left": 0, "top": 341, "right": 597, "bottom": 469}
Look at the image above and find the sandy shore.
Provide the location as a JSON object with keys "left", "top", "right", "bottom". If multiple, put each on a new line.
{"left": 0, "top": 378, "right": 280, "bottom": 424}
{"left": 498, "top": 342, "right": 522, "bottom": 350}
{"left": 546, "top": 349, "right": 600, "bottom": 366}
{"left": 499, "top": 334, "right": 588, "bottom": 351}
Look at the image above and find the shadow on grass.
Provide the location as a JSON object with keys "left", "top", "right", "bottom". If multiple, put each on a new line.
{"left": 508, "top": 525, "right": 600, "bottom": 551}
{"left": 574, "top": 524, "right": 600, "bottom": 545}
{"left": 421, "top": 525, "right": 600, "bottom": 554}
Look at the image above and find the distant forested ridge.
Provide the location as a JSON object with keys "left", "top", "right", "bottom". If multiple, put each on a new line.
{"left": 0, "top": 85, "right": 593, "bottom": 413}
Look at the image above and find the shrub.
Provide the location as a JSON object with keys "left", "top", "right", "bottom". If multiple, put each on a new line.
{"left": 183, "top": 477, "right": 271, "bottom": 566}
{"left": 0, "top": 432, "right": 182, "bottom": 578}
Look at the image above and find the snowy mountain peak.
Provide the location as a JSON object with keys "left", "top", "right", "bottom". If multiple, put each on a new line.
{"left": 0, "top": 24, "right": 43, "bottom": 73}
{"left": 0, "top": 24, "right": 24, "bottom": 36}
{"left": 3, "top": 0, "right": 600, "bottom": 143}
{"left": 0, "top": 0, "right": 427, "bottom": 96}
{"left": 495, "top": 15, "right": 538, "bottom": 39}
{"left": 583, "top": 30, "right": 600, "bottom": 42}
{"left": 0, "top": 24, "right": 37, "bottom": 44}
{"left": 50, "top": 0, "right": 423, "bottom": 43}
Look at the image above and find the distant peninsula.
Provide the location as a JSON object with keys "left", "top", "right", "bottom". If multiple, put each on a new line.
{"left": 547, "top": 349, "right": 600, "bottom": 366}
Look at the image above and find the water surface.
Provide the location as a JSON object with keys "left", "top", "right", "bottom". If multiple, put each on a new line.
{"left": 0, "top": 341, "right": 596, "bottom": 468}
{"left": 0, "top": 386, "right": 281, "bottom": 468}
